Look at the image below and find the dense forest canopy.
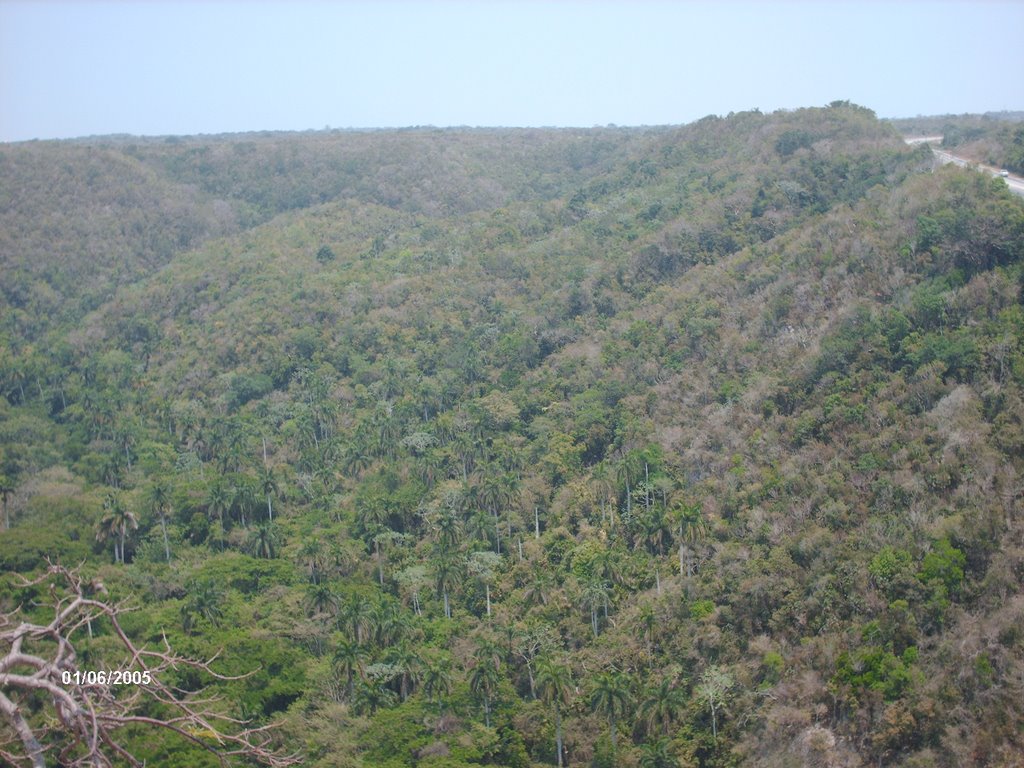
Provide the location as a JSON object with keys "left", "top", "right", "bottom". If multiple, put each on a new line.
{"left": 2, "top": 103, "right": 1023, "bottom": 767}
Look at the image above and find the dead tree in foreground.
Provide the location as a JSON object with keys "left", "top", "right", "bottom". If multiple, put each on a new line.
{"left": 0, "top": 563, "right": 299, "bottom": 767}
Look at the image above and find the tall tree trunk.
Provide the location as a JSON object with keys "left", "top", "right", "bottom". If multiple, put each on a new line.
{"left": 376, "top": 540, "right": 383, "bottom": 585}
{"left": 161, "top": 514, "right": 170, "bottom": 562}
{"left": 555, "top": 708, "right": 564, "bottom": 768}
{"left": 645, "top": 463, "right": 650, "bottom": 515}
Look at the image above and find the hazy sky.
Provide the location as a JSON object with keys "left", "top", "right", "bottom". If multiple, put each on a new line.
{"left": 1, "top": 0, "right": 1022, "bottom": 141}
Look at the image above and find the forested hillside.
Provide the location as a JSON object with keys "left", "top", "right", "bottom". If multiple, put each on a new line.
{"left": 890, "top": 112, "right": 1024, "bottom": 175}
{"left": 2, "top": 103, "right": 1023, "bottom": 768}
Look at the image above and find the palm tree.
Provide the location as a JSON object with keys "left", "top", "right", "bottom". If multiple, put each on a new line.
{"left": 297, "top": 537, "right": 326, "bottom": 584}
{"left": 205, "top": 479, "right": 231, "bottom": 534}
{"left": 522, "top": 563, "right": 554, "bottom": 609}
{"left": 642, "top": 503, "right": 672, "bottom": 595}
{"left": 387, "top": 641, "right": 422, "bottom": 701}
{"left": 469, "top": 654, "right": 501, "bottom": 727}
{"left": 478, "top": 468, "right": 511, "bottom": 554}
{"left": 642, "top": 504, "right": 672, "bottom": 557}
{"left": 102, "top": 451, "right": 126, "bottom": 489}
{"left": 97, "top": 492, "right": 137, "bottom": 564}
{"left": 432, "top": 506, "right": 463, "bottom": 554}
{"left": 590, "top": 462, "right": 614, "bottom": 526}
{"left": 499, "top": 471, "right": 521, "bottom": 542}
{"left": 258, "top": 465, "right": 279, "bottom": 522}
{"left": 373, "top": 398, "right": 400, "bottom": 458}
{"left": 218, "top": 420, "right": 250, "bottom": 474}
{"left": 674, "top": 501, "right": 708, "bottom": 581}
{"left": 636, "top": 603, "right": 658, "bottom": 657}
{"left": 580, "top": 577, "right": 610, "bottom": 637}
{"left": 434, "top": 554, "right": 463, "bottom": 619}
{"left": 352, "top": 679, "right": 395, "bottom": 715}
{"left": 147, "top": 480, "right": 173, "bottom": 562}
{"left": 305, "top": 583, "right": 338, "bottom": 617}
{"left": 332, "top": 637, "right": 368, "bottom": 700}
{"left": 422, "top": 657, "right": 452, "bottom": 714}
{"left": 114, "top": 420, "right": 138, "bottom": 473}
{"left": 342, "top": 442, "right": 372, "bottom": 479}
{"left": 356, "top": 496, "right": 390, "bottom": 583}
{"left": 590, "top": 671, "right": 631, "bottom": 752}
{"left": 341, "top": 594, "right": 374, "bottom": 645}
{"left": 639, "top": 737, "right": 678, "bottom": 768}
{"left": 247, "top": 521, "right": 279, "bottom": 559}
{"left": 474, "top": 635, "right": 503, "bottom": 671}
{"left": 593, "top": 546, "right": 628, "bottom": 589}
{"left": 466, "top": 507, "right": 494, "bottom": 549}
{"left": 615, "top": 449, "right": 643, "bottom": 520}
{"left": 370, "top": 597, "right": 404, "bottom": 648}
{"left": 468, "top": 550, "right": 501, "bottom": 618}
{"left": 181, "top": 580, "right": 224, "bottom": 634}
{"left": 0, "top": 474, "right": 13, "bottom": 530}
{"left": 638, "top": 677, "right": 686, "bottom": 736}
{"left": 536, "top": 659, "right": 572, "bottom": 768}
{"left": 231, "top": 477, "right": 258, "bottom": 529}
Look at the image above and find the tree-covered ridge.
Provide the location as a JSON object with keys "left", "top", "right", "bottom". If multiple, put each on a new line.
{"left": 0, "top": 125, "right": 648, "bottom": 345}
{"left": 1, "top": 103, "right": 1023, "bottom": 767}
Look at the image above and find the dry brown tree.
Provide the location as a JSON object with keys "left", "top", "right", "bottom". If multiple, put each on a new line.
{"left": 0, "top": 562, "right": 299, "bottom": 767}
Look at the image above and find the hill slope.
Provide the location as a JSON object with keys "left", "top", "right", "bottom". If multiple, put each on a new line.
{"left": 1, "top": 104, "right": 1023, "bottom": 768}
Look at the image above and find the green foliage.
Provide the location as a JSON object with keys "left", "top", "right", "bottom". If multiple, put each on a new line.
{"left": 775, "top": 129, "right": 814, "bottom": 157}
{"left": 689, "top": 599, "right": 716, "bottom": 620}
{"left": 869, "top": 547, "right": 914, "bottom": 597}
{"left": 918, "top": 537, "right": 966, "bottom": 595}
{"left": 834, "top": 643, "right": 919, "bottom": 701}
{"left": 0, "top": 494, "right": 95, "bottom": 570}
{"left": 1, "top": 106, "right": 1022, "bottom": 767}
{"left": 193, "top": 551, "right": 297, "bottom": 594}
{"left": 228, "top": 372, "right": 274, "bottom": 409}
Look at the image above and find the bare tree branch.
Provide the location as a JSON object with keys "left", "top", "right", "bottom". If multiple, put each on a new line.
{"left": 0, "top": 562, "right": 300, "bottom": 767}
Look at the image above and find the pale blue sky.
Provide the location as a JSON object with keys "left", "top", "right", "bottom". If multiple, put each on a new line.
{"left": 1, "top": 0, "right": 1022, "bottom": 141}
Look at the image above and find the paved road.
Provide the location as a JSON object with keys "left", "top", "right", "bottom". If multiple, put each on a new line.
{"left": 904, "top": 136, "right": 1024, "bottom": 197}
